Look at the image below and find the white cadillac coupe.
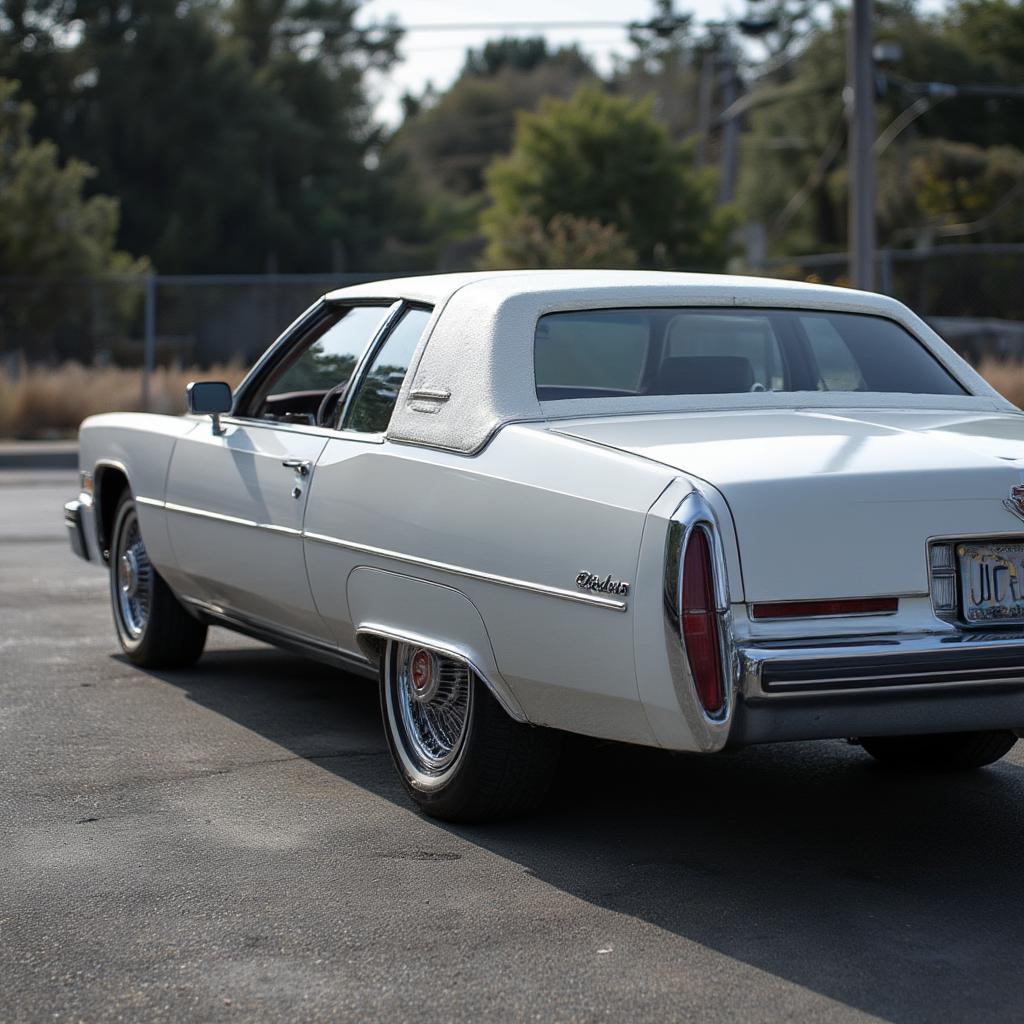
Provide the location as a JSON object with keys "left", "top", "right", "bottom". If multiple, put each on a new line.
{"left": 66, "top": 271, "right": 1024, "bottom": 820}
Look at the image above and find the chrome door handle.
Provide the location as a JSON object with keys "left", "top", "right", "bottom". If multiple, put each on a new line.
{"left": 282, "top": 459, "right": 311, "bottom": 477}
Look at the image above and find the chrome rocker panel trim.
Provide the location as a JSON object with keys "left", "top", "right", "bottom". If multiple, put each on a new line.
{"left": 181, "top": 597, "right": 378, "bottom": 680}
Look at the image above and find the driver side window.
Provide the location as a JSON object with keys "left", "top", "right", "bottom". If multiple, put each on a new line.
{"left": 253, "top": 305, "right": 390, "bottom": 425}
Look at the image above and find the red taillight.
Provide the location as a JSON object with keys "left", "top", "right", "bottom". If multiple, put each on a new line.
{"left": 750, "top": 597, "right": 898, "bottom": 620}
{"left": 681, "top": 528, "right": 725, "bottom": 716}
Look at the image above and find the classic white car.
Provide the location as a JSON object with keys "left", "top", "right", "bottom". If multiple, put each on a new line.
{"left": 66, "top": 270, "right": 1024, "bottom": 820}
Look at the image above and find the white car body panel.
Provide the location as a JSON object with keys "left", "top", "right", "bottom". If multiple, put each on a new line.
{"left": 67, "top": 271, "right": 1024, "bottom": 757}
{"left": 303, "top": 425, "right": 673, "bottom": 745}
{"left": 163, "top": 419, "right": 332, "bottom": 639}
{"left": 76, "top": 412, "right": 198, "bottom": 574}
{"left": 557, "top": 408, "right": 1024, "bottom": 603}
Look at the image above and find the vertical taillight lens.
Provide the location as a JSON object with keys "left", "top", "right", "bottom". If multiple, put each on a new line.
{"left": 681, "top": 528, "right": 725, "bottom": 715}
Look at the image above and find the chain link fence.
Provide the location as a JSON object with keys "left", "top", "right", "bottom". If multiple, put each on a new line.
{"left": 0, "top": 273, "right": 400, "bottom": 370}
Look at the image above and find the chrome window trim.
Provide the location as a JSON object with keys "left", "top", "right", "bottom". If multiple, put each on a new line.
{"left": 663, "top": 490, "right": 737, "bottom": 750}
{"left": 339, "top": 301, "right": 435, "bottom": 435}
{"left": 231, "top": 298, "right": 398, "bottom": 419}
{"left": 335, "top": 300, "right": 409, "bottom": 429}
{"left": 196, "top": 415, "right": 387, "bottom": 445}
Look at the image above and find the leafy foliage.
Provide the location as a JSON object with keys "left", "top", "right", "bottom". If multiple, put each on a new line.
{"left": 395, "top": 38, "right": 596, "bottom": 201}
{"left": 0, "top": 78, "right": 146, "bottom": 358}
{"left": 0, "top": 0, "right": 418, "bottom": 273}
{"left": 482, "top": 86, "right": 736, "bottom": 271}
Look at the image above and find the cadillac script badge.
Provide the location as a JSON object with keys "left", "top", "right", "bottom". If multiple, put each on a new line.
{"left": 576, "top": 571, "right": 630, "bottom": 596}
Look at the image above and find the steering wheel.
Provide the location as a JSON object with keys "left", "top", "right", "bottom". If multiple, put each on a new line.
{"left": 316, "top": 382, "right": 349, "bottom": 428}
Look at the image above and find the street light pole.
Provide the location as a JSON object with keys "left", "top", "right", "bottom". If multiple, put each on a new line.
{"left": 847, "top": 0, "right": 876, "bottom": 290}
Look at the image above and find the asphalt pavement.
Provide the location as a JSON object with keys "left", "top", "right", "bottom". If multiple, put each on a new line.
{"left": 2, "top": 471, "right": 1024, "bottom": 1023}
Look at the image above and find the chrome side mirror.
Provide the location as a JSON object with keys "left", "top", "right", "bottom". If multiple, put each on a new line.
{"left": 186, "top": 381, "right": 232, "bottom": 435}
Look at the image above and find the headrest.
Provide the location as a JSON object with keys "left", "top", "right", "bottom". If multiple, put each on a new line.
{"left": 653, "top": 355, "right": 755, "bottom": 395}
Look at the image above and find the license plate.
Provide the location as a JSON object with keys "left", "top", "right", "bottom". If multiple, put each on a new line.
{"left": 958, "top": 542, "right": 1024, "bottom": 623}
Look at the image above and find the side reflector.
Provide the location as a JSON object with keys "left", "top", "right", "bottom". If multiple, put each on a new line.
{"left": 751, "top": 597, "right": 898, "bottom": 620}
{"left": 681, "top": 528, "right": 725, "bottom": 716}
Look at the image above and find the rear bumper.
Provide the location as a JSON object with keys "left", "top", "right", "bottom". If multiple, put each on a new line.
{"left": 729, "top": 631, "right": 1024, "bottom": 745}
{"left": 64, "top": 499, "right": 90, "bottom": 561}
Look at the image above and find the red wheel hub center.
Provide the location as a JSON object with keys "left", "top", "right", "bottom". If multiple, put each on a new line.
{"left": 410, "top": 649, "right": 433, "bottom": 691}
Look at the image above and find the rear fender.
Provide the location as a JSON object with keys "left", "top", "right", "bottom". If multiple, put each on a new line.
{"left": 347, "top": 567, "right": 527, "bottom": 722}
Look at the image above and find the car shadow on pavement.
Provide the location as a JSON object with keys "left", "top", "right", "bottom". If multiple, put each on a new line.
{"left": 143, "top": 644, "right": 1024, "bottom": 1024}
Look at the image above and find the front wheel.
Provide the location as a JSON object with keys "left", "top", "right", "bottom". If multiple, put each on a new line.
{"left": 380, "top": 640, "right": 561, "bottom": 822}
{"left": 109, "top": 492, "right": 207, "bottom": 668}
{"left": 859, "top": 730, "right": 1018, "bottom": 771}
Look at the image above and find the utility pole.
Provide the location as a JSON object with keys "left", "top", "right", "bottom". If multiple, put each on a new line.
{"left": 847, "top": 0, "right": 876, "bottom": 290}
{"left": 718, "top": 37, "right": 740, "bottom": 204}
{"left": 696, "top": 47, "right": 715, "bottom": 167}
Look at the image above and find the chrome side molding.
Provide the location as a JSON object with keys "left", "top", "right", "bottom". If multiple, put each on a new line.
{"left": 144, "top": 498, "right": 629, "bottom": 613}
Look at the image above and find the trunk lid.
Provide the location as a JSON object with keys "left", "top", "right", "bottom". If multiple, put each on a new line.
{"left": 556, "top": 408, "right": 1024, "bottom": 601}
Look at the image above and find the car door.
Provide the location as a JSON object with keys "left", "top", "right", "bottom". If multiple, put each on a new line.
{"left": 164, "top": 303, "right": 394, "bottom": 642}
{"left": 303, "top": 305, "right": 434, "bottom": 652}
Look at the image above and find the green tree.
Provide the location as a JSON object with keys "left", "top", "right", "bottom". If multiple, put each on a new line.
{"left": 0, "top": 78, "right": 146, "bottom": 357}
{"left": 395, "top": 38, "right": 596, "bottom": 201}
{"left": 1, "top": 1, "right": 417, "bottom": 274}
{"left": 482, "top": 85, "right": 736, "bottom": 270}
{"left": 737, "top": 2, "right": 1024, "bottom": 258}
{"left": 878, "top": 138, "right": 1024, "bottom": 244}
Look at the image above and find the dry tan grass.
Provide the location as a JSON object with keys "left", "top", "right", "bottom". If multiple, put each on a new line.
{"left": 976, "top": 358, "right": 1024, "bottom": 409}
{"left": 0, "top": 362, "right": 247, "bottom": 439}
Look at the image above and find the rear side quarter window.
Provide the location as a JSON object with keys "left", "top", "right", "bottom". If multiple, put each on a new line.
{"left": 344, "top": 306, "right": 433, "bottom": 434}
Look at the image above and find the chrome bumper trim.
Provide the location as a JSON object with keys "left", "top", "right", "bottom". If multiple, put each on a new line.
{"left": 64, "top": 499, "right": 89, "bottom": 561}
{"left": 741, "top": 630, "right": 1024, "bottom": 699}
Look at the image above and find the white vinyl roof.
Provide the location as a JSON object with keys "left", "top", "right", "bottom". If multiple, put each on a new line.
{"left": 325, "top": 270, "right": 1012, "bottom": 455}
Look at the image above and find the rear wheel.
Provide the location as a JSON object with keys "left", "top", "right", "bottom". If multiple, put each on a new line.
{"left": 380, "top": 640, "right": 561, "bottom": 822}
{"left": 109, "top": 492, "right": 207, "bottom": 668}
{"left": 859, "top": 730, "right": 1018, "bottom": 771}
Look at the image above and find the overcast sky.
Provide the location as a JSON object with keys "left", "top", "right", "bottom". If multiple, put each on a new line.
{"left": 357, "top": 0, "right": 949, "bottom": 125}
{"left": 357, "top": 0, "right": 747, "bottom": 124}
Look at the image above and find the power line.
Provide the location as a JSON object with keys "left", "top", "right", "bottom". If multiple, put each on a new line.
{"left": 391, "top": 20, "right": 630, "bottom": 33}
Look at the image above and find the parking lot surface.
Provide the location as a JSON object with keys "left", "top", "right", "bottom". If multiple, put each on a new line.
{"left": 3, "top": 472, "right": 1024, "bottom": 1023}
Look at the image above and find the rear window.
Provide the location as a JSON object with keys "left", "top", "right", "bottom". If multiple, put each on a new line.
{"left": 534, "top": 308, "right": 966, "bottom": 400}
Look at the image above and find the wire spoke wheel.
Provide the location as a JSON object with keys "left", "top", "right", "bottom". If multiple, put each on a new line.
{"left": 115, "top": 507, "right": 153, "bottom": 639}
{"left": 390, "top": 643, "right": 473, "bottom": 778}
{"left": 380, "top": 637, "right": 561, "bottom": 820}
